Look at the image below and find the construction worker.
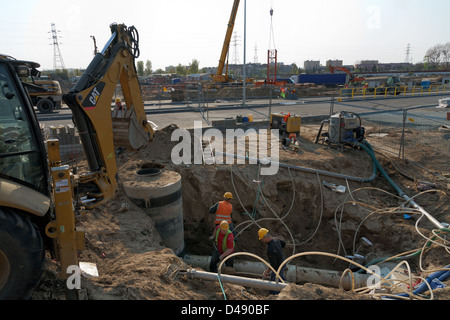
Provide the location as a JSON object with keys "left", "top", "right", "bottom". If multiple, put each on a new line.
{"left": 115, "top": 98, "right": 124, "bottom": 111}
{"left": 209, "top": 192, "right": 236, "bottom": 236}
{"left": 209, "top": 220, "right": 235, "bottom": 273}
{"left": 258, "top": 228, "right": 286, "bottom": 294}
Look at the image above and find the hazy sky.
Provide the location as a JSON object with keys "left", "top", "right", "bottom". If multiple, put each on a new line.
{"left": 1, "top": 0, "right": 449, "bottom": 71}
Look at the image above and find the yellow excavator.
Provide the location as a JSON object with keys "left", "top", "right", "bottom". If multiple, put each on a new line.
{"left": 0, "top": 23, "right": 154, "bottom": 299}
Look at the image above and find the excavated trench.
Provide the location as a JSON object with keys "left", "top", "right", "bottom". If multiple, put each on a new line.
{"left": 31, "top": 122, "right": 449, "bottom": 300}
{"left": 117, "top": 123, "right": 448, "bottom": 275}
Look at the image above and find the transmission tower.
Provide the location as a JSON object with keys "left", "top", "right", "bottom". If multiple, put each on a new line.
{"left": 404, "top": 43, "right": 412, "bottom": 64}
{"left": 50, "top": 23, "right": 66, "bottom": 71}
{"left": 254, "top": 44, "right": 259, "bottom": 64}
{"left": 231, "top": 31, "right": 241, "bottom": 65}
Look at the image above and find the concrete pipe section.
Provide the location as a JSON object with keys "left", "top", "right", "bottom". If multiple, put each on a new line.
{"left": 122, "top": 162, "right": 185, "bottom": 256}
{"left": 183, "top": 254, "right": 370, "bottom": 291}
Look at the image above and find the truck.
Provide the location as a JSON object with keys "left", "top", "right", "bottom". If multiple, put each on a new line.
{"left": 0, "top": 23, "right": 154, "bottom": 299}
{"left": 0, "top": 55, "right": 63, "bottom": 113}
{"left": 24, "top": 75, "right": 63, "bottom": 113}
{"left": 298, "top": 73, "right": 348, "bottom": 87}
{"left": 366, "top": 76, "right": 407, "bottom": 95}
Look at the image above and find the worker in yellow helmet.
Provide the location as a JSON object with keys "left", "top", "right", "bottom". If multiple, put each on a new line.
{"left": 209, "top": 220, "right": 235, "bottom": 273}
{"left": 209, "top": 192, "right": 236, "bottom": 238}
{"left": 114, "top": 98, "right": 124, "bottom": 111}
{"left": 258, "top": 228, "right": 287, "bottom": 294}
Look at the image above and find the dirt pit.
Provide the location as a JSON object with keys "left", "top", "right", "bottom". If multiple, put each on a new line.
{"left": 31, "top": 123, "right": 450, "bottom": 301}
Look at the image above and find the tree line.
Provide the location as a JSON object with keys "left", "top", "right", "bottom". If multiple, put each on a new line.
{"left": 136, "top": 59, "right": 201, "bottom": 76}
{"left": 423, "top": 42, "right": 450, "bottom": 69}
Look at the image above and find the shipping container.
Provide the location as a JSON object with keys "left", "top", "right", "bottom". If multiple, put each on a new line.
{"left": 298, "top": 73, "right": 347, "bottom": 87}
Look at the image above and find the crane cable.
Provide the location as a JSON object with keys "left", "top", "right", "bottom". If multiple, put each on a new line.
{"left": 268, "top": 6, "right": 276, "bottom": 50}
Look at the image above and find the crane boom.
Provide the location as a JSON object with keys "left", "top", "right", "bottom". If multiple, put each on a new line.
{"left": 212, "top": 0, "right": 240, "bottom": 83}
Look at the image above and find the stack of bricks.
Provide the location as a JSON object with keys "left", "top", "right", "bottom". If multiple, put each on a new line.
{"left": 47, "top": 124, "right": 84, "bottom": 163}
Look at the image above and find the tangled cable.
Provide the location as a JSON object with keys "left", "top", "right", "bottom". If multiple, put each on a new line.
{"left": 221, "top": 162, "right": 449, "bottom": 300}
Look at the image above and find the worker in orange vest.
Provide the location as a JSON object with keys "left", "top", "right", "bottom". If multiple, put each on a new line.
{"left": 209, "top": 192, "right": 236, "bottom": 237}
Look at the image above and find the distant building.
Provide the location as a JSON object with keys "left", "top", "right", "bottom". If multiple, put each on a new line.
{"left": 354, "top": 60, "right": 413, "bottom": 72}
{"left": 165, "top": 66, "right": 176, "bottom": 73}
{"left": 326, "top": 60, "right": 343, "bottom": 68}
{"left": 304, "top": 60, "right": 321, "bottom": 73}
{"left": 356, "top": 60, "right": 379, "bottom": 72}
{"left": 186, "top": 73, "right": 211, "bottom": 81}
{"left": 377, "top": 62, "right": 413, "bottom": 71}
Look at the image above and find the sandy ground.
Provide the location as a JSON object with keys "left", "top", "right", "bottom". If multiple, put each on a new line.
{"left": 31, "top": 123, "right": 450, "bottom": 301}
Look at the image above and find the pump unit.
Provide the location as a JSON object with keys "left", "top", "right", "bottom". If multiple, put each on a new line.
{"left": 315, "top": 111, "right": 365, "bottom": 146}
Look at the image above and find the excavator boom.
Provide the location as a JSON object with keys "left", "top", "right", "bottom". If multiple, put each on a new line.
{"left": 63, "top": 23, "right": 154, "bottom": 208}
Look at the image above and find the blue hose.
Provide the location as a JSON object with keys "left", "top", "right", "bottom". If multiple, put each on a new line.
{"left": 396, "top": 265, "right": 450, "bottom": 298}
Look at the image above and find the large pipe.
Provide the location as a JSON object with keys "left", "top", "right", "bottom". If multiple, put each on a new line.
{"left": 184, "top": 269, "right": 288, "bottom": 292}
{"left": 183, "top": 254, "right": 370, "bottom": 290}
{"left": 215, "top": 151, "right": 377, "bottom": 183}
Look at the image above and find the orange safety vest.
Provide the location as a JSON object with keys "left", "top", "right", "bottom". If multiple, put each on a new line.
{"left": 214, "top": 201, "right": 233, "bottom": 225}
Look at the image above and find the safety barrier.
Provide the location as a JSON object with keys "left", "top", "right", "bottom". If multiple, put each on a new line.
{"left": 339, "top": 85, "right": 449, "bottom": 100}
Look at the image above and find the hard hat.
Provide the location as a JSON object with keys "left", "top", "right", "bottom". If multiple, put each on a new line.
{"left": 223, "top": 192, "right": 233, "bottom": 200}
{"left": 115, "top": 98, "right": 121, "bottom": 103}
{"left": 220, "top": 220, "right": 229, "bottom": 230}
{"left": 258, "top": 228, "right": 269, "bottom": 240}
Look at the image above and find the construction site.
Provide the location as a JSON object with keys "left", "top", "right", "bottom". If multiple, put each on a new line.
{"left": 1, "top": 1, "right": 449, "bottom": 306}
{"left": 30, "top": 117, "right": 450, "bottom": 301}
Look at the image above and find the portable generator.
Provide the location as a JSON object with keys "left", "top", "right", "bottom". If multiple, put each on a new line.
{"left": 270, "top": 112, "right": 301, "bottom": 138}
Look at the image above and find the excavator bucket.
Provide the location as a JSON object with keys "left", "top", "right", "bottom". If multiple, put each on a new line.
{"left": 112, "top": 106, "right": 151, "bottom": 150}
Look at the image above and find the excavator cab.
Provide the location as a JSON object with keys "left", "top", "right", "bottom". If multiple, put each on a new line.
{"left": 0, "top": 57, "right": 51, "bottom": 299}
{"left": 0, "top": 58, "right": 50, "bottom": 198}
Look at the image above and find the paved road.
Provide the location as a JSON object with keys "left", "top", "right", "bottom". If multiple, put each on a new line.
{"left": 36, "top": 93, "right": 449, "bottom": 130}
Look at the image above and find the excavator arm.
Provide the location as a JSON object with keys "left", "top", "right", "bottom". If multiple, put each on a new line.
{"left": 63, "top": 23, "right": 154, "bottom": 209}
{"left": 329, "top": 65, "right": 365, "bottom": 84}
